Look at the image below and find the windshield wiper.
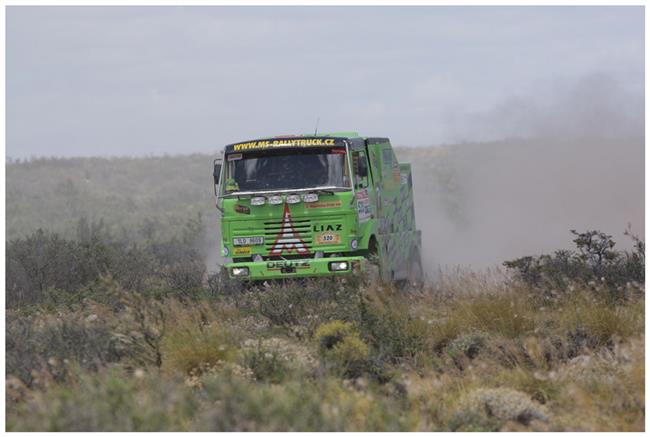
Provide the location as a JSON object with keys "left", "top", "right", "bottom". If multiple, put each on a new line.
{"left": 310, "top": 187, "right": 350, "bottom": 195}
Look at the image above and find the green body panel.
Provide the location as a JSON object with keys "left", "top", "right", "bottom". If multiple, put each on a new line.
{"left": 215, "top": 133, "right": 421, "bottom": 282}
{"left": 220, "top": 191, "right": 357, "bottom": 259}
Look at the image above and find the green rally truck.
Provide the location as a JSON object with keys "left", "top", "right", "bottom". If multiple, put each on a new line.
{"left": 213, "top": 132, "right": 422, "bottom": 283}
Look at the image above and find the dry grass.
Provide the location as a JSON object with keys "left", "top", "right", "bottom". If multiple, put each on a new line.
{"left": 160, "top": 300, "right": 238, "bottom": 375}
{"left": 6, "top": 271, "right": 645, "bottom": 431}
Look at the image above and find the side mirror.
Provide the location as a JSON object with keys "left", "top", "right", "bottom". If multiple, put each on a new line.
{"left": 357, "top": 158, "right": 368, "bottom": 178}
{"left": 213, "top": 163, "right": 222, "bottom": 185}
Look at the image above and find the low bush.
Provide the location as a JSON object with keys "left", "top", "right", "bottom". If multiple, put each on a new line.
{"left": 554, "top": 292, "right": 644, "bottom": 348}
{"left": 445, "top": 331, "right": 489, "bottom": 369}
{"left": 432, "top": 289, "right": 537, "bottom": 345}
{"left": 251, "top": 278, "right": 362, "bottom": 336}
{"left": 196, "top": 373, "right": 410, "bottom": 431}
{"left": 7, "top": 310, "right": 126, "bottom": 388}
{"left": 5, "top": 282, "right": 180, "bottom": 389}
{"left": 241, "top": 342, "right": 290, "bottom": 383}
{"left": 314, "top": 320, "right": 357, "bottom": 349}
{"left": 548, "top": 336, "right": 645, "bottom": 431}
{"left": 358, "top": 287, "right": 430, "bottom": 363}
{"left": 450, "top": 387, "right": 549, "bottom": 431}
{"left": 7, "top": 369, "right": 197, "bottom": 432}
{"left": 6, "top": 216, "right": 207, "bottom": 309}
{"left": 504, "top": 229, "right": 644, "bottom": 301}
{"left": 495, "top": 366, "right": 562, "bottom": 405}
{"left": 314, "top": 321, "right": 369, "bottom": 377}
{"left": 4, "top": 223, "right": 645, "bottom": 431}
{"left": 161, "top": 314, "right": 237, "bottom": 376}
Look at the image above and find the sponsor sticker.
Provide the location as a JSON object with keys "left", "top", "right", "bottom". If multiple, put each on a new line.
{"left": 227, "top": 153, "right": 243, "bottom": 161}
{"left": 234, "top": 204, "right": 250, "bottom": 214}
{"left": 232, "top": 138, "right": 336, "bottom": 151}
{"left": 233, "top": 236, "right": 264, "bottom": 246}
{"left": 393, "top": 168, "right": 401, "bottom": 183}
{"left": 316, "top": 231, "right": 341, "bottom": 245}
{"left": 233, "top": 246, "right": 251, "bottom": 256}
{"left": 356, "top": 189, "right": 372, "bottom": 223}
{"left": 305, "top": 200, "right": 342, "bottom": 209}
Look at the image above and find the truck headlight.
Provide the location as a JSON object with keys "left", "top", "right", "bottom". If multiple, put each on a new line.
{"left": 328, "top": 261, "right": 349, "bottom": 271}
{"left": 251, "top": 197, "right": 266, "bottom": 206}
{"left": 222, "top": 246, "right": 229, "bottom": 257}
{"left": 302, "top": 193, "right": 319, "bottom": 203}
{"left": 268, "top": 195, "right": 283, "bottom": 205}
{"left": 351, "top": 239, "right": 358, "bottom": 249}
{"left": 286, "top": 194, "right": 300, "bottom": 204}
{"left": 231, "top": 267, "right": 249, "bottom": 277}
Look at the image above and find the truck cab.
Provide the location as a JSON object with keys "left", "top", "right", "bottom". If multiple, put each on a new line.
{"left": 213, "top": 132, "right": 422, "bottom": 283}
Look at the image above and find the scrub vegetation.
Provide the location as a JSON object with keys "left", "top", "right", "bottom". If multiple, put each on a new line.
{"left": 5, "top": 153, "right": 645, "bottom": 431}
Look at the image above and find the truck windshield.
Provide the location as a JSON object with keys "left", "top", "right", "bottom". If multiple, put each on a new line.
{"left": 223, "top": 148, "right": 350, "bottom": 194}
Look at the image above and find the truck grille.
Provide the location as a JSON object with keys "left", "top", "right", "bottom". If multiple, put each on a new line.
{"left": 263, "top": 218, "right": 313, "bottom": 254}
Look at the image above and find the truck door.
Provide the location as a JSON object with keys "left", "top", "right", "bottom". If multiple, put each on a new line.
{"left": 365, "top": 143, "right": 386, "bottom": 228}
{"left": 364, "top": 141, "right": 395, "bottom": 280}
{"left": 352, "top": 150, "right": 374, "bottom": 224}
{"left": 375, "top": 144, "right": 400, "bottom": 233}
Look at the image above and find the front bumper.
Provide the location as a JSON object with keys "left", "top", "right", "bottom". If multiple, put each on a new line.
{"left": 224, "top": 256, "right": 365, "bottom": 280}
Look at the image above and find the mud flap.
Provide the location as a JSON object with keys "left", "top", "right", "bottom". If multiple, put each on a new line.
{"left": 376, "top": 230, "right": 422, "bottom": 282}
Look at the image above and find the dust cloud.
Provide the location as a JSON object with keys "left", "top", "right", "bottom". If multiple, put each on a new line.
{"left": 405, "top": 74, "right": 644, "bottom": 273}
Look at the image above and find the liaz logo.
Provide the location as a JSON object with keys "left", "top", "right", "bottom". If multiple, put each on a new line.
{"left": 269, "top": 204, "right": 310, "bottom": 256}
{"left": 313, "top": 224, "right": 342, "bottom": 232}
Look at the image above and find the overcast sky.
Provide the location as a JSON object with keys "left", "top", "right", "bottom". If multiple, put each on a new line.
{"left": 6, "top": 6, "right": 644, "bottom": 158}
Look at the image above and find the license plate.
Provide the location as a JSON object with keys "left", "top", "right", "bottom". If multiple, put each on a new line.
{"left": 233, "top": 236, "right": 264, "bottom": 246}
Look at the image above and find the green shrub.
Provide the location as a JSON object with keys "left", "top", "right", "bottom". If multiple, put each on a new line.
{"left": 6, "top": 217, "right": 208, "bottom": 309}
{"left": 241, "top": 343, "right": 290, "bottom": 383}
{"left": 504, "top": 229, "right": 645, "bottom": 302}
{"left": 446, "top": 331, "right": 488, "bottom": 359}
{"left": 252, "top": 279, "right": 361, "bottom": 335}
{"left": 450, "top": 388, "right": 549, "bottom": 431}
{"left": 449, "top": 291, "right": 537, "bottom": 339}
{"left": 8, "top": 369, "right": 197, "bottom": 431}
{"left": 6, "top": 284, "right": 178, "bottom": 388}
{"left": 445, "top": 331, "right": 489, "bottom": 369}
{"left": 195, "top": 373, "right": 410, "bottom": 431}
{"left": 497, "top": 366, "right": 562, "bottom": 405}
{"left": 315, "top": 321, "right": 369, "bottom": 377}
{"left": 556, "top": 292, "right": 644, "bottom": 348}
{"left": 314, "top": 320, "right": 356, "bottom": 349}
{"left": 161, "top": 315, "right": 236, "bottom": 375}
{"left": 6, "top": 310, "right": 126, "bottom": 387}
{"left": 358, "top": 288, "right": 430, "bottom": 363}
